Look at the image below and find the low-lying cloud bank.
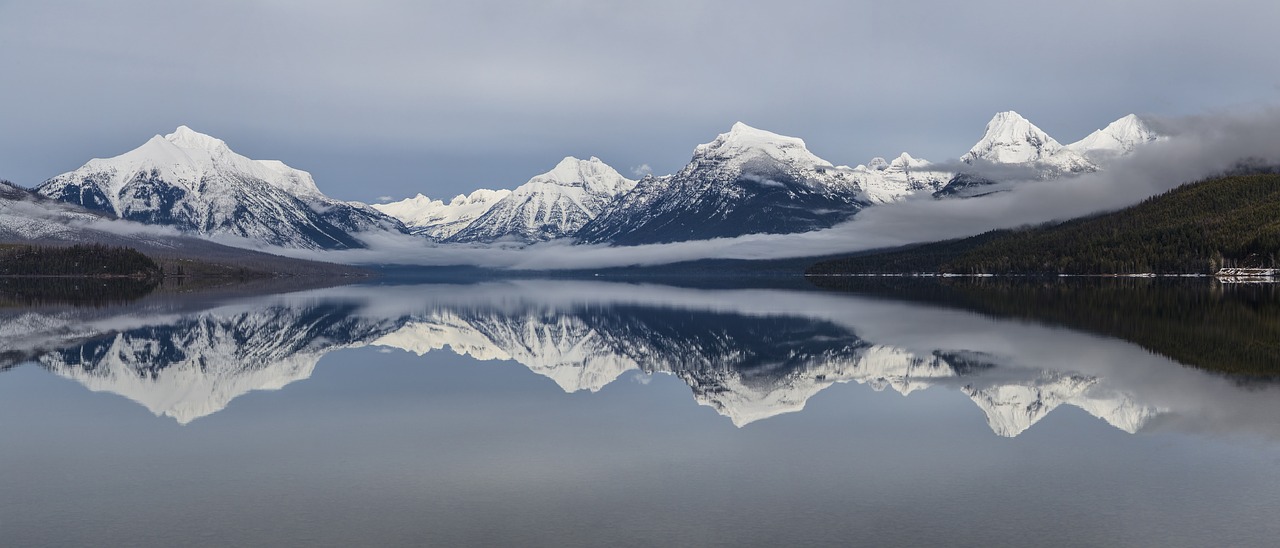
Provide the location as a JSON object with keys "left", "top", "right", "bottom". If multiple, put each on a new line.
{"left": 260, "top": 106, "right": 1280, "bottom": 270}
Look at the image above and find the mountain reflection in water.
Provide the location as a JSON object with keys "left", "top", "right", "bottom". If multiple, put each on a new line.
{"left": 5, "top": 280, "right": 1279, "bottom": 438}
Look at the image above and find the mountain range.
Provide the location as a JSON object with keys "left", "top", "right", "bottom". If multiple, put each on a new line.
{"left": 11, "top": 112, "right": 1162, "bottom": 253}
{"left": 381, "top": 111, "right": 1161, "bottom": 245}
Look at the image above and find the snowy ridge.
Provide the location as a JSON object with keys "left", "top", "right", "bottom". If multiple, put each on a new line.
{"left": 373, "top": 189, "right": 512, "bottom": 240}
{"left": 574, "top": 122, "right": 869, "bottom": 244}
{"left": 449, "top": 157, "right": 637, "bottom": 243}
{"left": 964, "top": 372, "right": 1159, "bottom": 437}
{"left": 22, "top": 112, "right": 1166, "bottom": 249}
{"left": 37, "top": 304, "right": 403, "bottom": 424}
{"left": 934, "top": 111, "right": 1158, "bottom": 197}
{"left": 373, "top": 157, "right": 635, "bottom": 243}
{"left": 687, "top": 122, "right": 860, "bottom": 195}
{"left": 961, "top": 111, "right": 1096, "bottom": 174}
{"left": 688, "top": 344, "right": 958, "bottom": 426}
{"left": 45, "top": 342, "right": 324, "bottom": 425}
{"left": 848, "top": 152, "right": 952, "bottom": 204}
{"left": 35, "top": 126, "right": 405, "bottom": 249}
{"left": 72, "top": 126, "right": 324, "bottom": 207}
{"left": 1068, "top": 114, "right": 1163, "bottom": 161}
{"left": 373, "top": 310, "right": 639, "bottom": 392}
{"left": 377, "top": 113, "right": 1161, "bottom": 246}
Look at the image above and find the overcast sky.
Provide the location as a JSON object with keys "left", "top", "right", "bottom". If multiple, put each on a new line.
{"left": 2, "top": 0, "right": 1278, "bottom": 202}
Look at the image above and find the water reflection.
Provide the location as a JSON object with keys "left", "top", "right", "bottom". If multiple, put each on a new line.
{"left": 5, "top": 280, "right": 1279, "bottom": 437}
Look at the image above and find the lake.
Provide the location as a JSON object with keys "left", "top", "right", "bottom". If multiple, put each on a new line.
{"left": 2, "top": 277, "right": 1279, "bottom": 547}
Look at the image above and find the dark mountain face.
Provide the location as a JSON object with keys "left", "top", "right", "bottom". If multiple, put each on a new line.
{"left": 576, "top": 171, "right": 864, "bottom": 245}
{"left": 572, "top": 124, "right": 870, "bottom": 246}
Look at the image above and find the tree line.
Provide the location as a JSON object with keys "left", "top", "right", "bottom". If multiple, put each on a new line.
{"left": 0, "top": 243, "right": 163, "bottom": 277}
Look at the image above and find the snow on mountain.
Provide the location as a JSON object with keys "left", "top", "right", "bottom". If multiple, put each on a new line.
{"left": 37, "top": 302, "right": 404, "bottom": 424}
{"left": 373, "top": 310, "right": 640, "bottom": 392}
{"left": 961, "top": 111, "right": 1096, "bottom": 174}
{"left": 35, "top": 126, "right": 405, "bottom": 250}
{"left": 372, "top": 156, "right": 634, "bottom": 243}
{"left": 848, "top": 152, "right": 952, "bottom": 204}
{"left": 692, "top": 344, "right": 958, "bottom": 427}
{"left": 0, "top": 179, "right": 111, "bottom": 240}
{"left": 367, "top": 112, "right": 1164, "bottom": 247}
{"left": 46, "top": 339, "right": 325, "bottom": 425}
{"left": 1068, "top": 114, "right": 1164, "bottom": 161}
{"left": 575, "top": 122, "right": 868, "bottom": 245}
{"left": 963, "top": 372, "right": 1160, "bottom": 437}
{"left": 448, "top": 157, "right": 637, "bottom": 243}
{"left": 372, "top": 189, "right": 512, "bottom": 240}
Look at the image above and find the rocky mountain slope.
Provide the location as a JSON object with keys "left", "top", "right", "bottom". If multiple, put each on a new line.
{"left": 574, "top": 123, "right": 869, "bottom": 245}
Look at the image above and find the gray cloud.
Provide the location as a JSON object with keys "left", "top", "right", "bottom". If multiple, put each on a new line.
{"left": 2, "top": 1, "right": 1279, "bottom": 203}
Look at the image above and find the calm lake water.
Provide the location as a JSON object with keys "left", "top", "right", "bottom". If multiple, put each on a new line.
{"left": 3, "top": 278, "right": 1279, "bottom": 547}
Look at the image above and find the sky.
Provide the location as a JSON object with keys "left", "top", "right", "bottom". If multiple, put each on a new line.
{"left": 2, "top": 0, "right": 1279, "bottom": 203}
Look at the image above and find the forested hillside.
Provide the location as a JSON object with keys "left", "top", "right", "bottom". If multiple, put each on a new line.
{"left": 809, "top": 173, "right": 1280, "bottom": 275}
{"left": 0, "top": 244, "right": 162, "bottom": 277}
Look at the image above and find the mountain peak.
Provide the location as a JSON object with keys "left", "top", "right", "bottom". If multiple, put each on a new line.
{"left": 889, "top": 152, "right": 927, "bottom": 170}
{"left": 522, "top": 155, "right": 634, "bottom": 197}
{"left": 980, "top": 111, "right": 1048, "bottom": 143}
{"left": 962, "top": 111, "right": 1067, "bottom": 165}
{"left": 164, "top": 125, "right": 229, "bottom": 153}
{"left": 989, "top": 110, "right": 1030, "bottom": 125}
{"left": 722, "top": 121, "right": 798, "bottom": 143}
{"left": 694, "top": 122, "right": 821, "bottom": 168}
{"left": 551, "top": 155, "right": 607, "bottom": 171}
{"left": 1068, "top": 114, "right": 1163, "bottom": 157}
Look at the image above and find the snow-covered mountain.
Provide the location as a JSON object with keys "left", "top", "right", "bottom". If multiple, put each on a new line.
{"left": 38, "top": 302, "right": 404, "bottom": 424}
{"left": 963, "top": 371, "right": 1159, "bottom": 437}
{"left": 574, "top": 122, "right": 868, "bottom": 245}
{"left": 35, "top": 126, "right": 406, "bottom": 250}
{"left": 847, "top": 152, "right": 952, "bottom": 204}
{"left": 960, "top": 111, "right": 1096, "bottom": 174}
{"left": 374, "top": 112, "right": 1161, "bottom": 248}
{"left": 372, "top": 189, "right": 511, "bottom": 240}
{"left": 373, "top": 156, "right": 635, "bottom": 243}
{"left": 450, "top": 157, "right": 636, "bottom": 243}
{"left": 1068, "top": 113, "right": 1163, "bottom": 162}
{"left": 22, "top": 112, "right": 1167, "bottom": 251}
{"left": 936, "top": 111, "right": 1159, "bottom": 197}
